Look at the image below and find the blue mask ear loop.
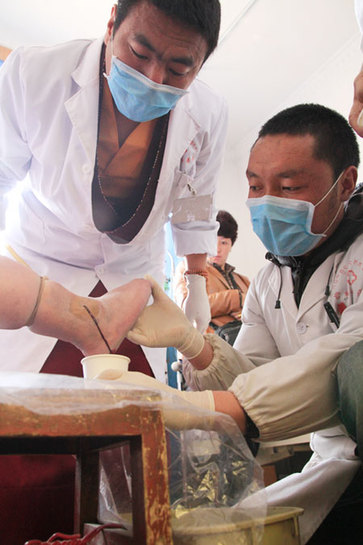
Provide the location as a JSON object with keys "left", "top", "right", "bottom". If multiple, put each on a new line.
{"left": 314, "top": 170, "right": 345, "bottom": 237}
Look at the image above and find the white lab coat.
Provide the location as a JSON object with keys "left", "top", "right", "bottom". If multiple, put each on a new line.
{"left": 0, "top": 38, "right": 228, "bottom": 380}
{"left": 184, "top": 232, "right": 363, "bottom": 543}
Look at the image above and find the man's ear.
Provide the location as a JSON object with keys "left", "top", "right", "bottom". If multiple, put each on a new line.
{"left": 340, "top": 165, "right": 358, "bottom": 201}
{"left": 104, "top": 4, "right": 117, "bottom": 45}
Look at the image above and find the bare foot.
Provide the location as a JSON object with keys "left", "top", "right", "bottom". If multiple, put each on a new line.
{"left": 29, "top": 277, "right": 152, "bottom": 355}
{"left": 82, "top": 278, "right": 152, "bottom": 354}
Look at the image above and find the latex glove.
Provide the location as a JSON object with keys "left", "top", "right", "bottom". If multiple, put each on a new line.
{"left": 94, "top": 369, "right": 215, "bottom": 430}
{"left": 127, "top": 276, "right": 204, "bottom": 360}
{"left": 183, "top": 274, "right": 211, "bottom": 333}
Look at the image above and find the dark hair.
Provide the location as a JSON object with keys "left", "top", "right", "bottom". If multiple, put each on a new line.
{"left": 114, "top": 0, "right": 221, "bottom": 61}
{"left": 217, "top": 210, "right": 238, "bottom": 245}
{"left": 257, "top": 104, "right": 360, "bottom": 178}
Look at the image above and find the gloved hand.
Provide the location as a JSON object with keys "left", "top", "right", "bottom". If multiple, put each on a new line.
{"left": 183, "top": 274, "right": 211, "bottom": 333}
{"left": 94, "top": 369, "right": 216, "bottom": 430}
{"left": 127, "top": 276, "right": 205, "bottom": 360}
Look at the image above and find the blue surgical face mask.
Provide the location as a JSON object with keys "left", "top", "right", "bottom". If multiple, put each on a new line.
{"left": 246, "top": 171, "right": 344, "bottom": 256}
{"left": 104, "top": 55, "right": 188, "bottom": 122}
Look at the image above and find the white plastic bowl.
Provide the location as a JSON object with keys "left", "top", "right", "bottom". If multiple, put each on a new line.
{"left": 81, "top": 354, "right": 130, "bottom": 379}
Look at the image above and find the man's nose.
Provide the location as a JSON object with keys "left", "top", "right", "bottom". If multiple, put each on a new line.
{"left": 144, "top": 62, "right": 165, "bottom": 84}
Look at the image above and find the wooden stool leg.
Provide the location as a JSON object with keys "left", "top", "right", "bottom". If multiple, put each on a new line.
{"left": 139, "top": 409, "right": 173, "bottom": 545}
{"left": 75, "top": 448, "right": 100, "bottom": 533}
{"left": 130, "top": 436, "right": 147, "bottom": 544}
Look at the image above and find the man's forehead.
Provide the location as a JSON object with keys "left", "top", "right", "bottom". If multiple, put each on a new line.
{"left": 116, "top": 1, "right": 208, "bottom": 61}
{"left": 249, "top": 134, "right": 317, "bottom": 163}
{"left": 254, "top": 133, "right": 316, "bottom": 149}
{"left": 247, "top": 133, "right": 337, "bottom": 183}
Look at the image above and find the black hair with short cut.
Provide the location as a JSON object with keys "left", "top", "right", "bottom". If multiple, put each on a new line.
{"left": 113, "top": 0, "right": 221, "bottom": 62}
{"left": 217, "top": 210, "right": 238, "bottom": 245}
{"left": 257, "top": 104, "right": 360, "bottom": 178}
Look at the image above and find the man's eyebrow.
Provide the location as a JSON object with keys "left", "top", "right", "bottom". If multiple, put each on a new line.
{"left": 277, "top": 169, "right": 303, "bottom": 177}
{"left": 246, "top": 168, "right": 305, "bottom": 177}
{"left": 135, "top": 33, "right": 195, "bottom": 66}
{"left": 246, "top": 169, "right": 259, "bottom": 178}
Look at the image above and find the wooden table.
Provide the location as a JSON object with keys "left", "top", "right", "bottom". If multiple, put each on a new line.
{"left": 0, "top": 386, "right": 173, "bottom": 545}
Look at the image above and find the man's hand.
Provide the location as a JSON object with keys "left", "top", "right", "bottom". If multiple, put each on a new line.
{"left": 94, "top": 370, "right": 248, "bottom": 433}
{"left": 349, "top": 66, "right": 363, "bottom": 137}
{"left": 127, "top": 275, "right": 205, "bottom": 359}
{"left": 93, "top": 369, "right": 216, "bottom": 430}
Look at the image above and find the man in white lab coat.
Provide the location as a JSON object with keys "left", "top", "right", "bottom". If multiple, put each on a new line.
{"left": 0, "top": 0, "right": 227, "bottom": 382}
{"left": 127, "top": 103, "right": 363, "bottom": 544}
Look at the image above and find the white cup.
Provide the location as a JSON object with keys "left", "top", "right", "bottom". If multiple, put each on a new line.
{"left": 81, "top": 354, "right": 130, "bottom": 379}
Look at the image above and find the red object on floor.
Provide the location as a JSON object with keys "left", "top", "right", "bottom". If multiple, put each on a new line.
{"left": 0, "top": 281, "right": 154, "bottom": 545}
{"left": 24, "top": 523, "right": 126, "bottom": 544}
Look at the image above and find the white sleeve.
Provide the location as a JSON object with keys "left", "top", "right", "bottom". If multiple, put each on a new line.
{"left": 0, "top": 47, "right": 32, "bottom": 227}
{"left": 183, "top": 332, "right": 256, "bottom": 391}
{"left": 170, "top": 94, "right": 228, "bottom": 257}
{"left": 184, "top": 328, "right": 360, "bottom": 443}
